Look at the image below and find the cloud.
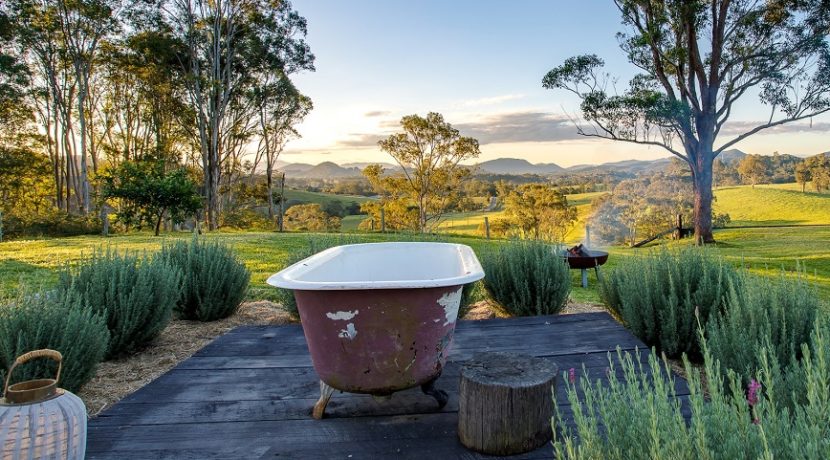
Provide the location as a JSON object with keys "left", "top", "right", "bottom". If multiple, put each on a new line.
{"left": 454, "top": 111, "right": 583, "bottom": 144}
{"left": 281, "top": 148, "right": 332, "bottom": 155}
{"left": 364, "top": 110, "right": 392, "bottom": 118}
{"left": 335, "top": 133, "right": 387, "bottom": 148}
{"left": 719, "top": 120, "right": 830, "bottom": 136}
{"left": 461, "top": 94, "right": 525, "bottom": 107}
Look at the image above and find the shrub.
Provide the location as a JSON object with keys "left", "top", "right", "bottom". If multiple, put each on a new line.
{"left": 58, "top": 249, "right": 182, "bottom": 358}
{"left": 480, "top": 239, "right": 570, "bottom": 316}
{"left": 599, "top": 248, "right": 737, "bottom": 359}
{"left": 552, "top": 322, "right": 830, "bottom": 459}
{"left": 707, "top": 269, "right": 820, "bottom": 400}
{"left": 160, "top": 238, "right": 250, "bottom": 321}
{"left": 0, "top": 289, "right": 109, "bottom": 393}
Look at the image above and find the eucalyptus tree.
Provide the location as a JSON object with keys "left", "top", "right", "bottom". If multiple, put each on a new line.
{"left": 251, "top": 76, "right": 312, "bottom": 227}
{"left": 162, "top": 0, "right": 313, "bottom": 231}
{"left": 56, "top": 0, "right": 123, "bottom": 214}
{"left": 377, "top": 112, "right": 481, "bottom": 233}
{"left": 544, "top": 0, "right": 830, "bottom": 243}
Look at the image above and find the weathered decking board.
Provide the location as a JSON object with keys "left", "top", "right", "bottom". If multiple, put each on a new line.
{"left": 87, "top": 312, "right": 689, "bottom": 459}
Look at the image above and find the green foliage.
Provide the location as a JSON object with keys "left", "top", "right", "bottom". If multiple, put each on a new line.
{"left": 160, "top": 238, "right": 250, "bottom": 321}
{"left": 101, "top": 160, "right": 202, "bottom": 236}
{"left": 707, "top": 269, "right": 820, "bottom": 402}
{"left": 375, "top": 113, "right": 481, "bottom": 232}
{"left": 284, "top": 203, "right": 341, "bottom": 232}
{"left": 481, "top": 239, "right": 570, "bottom": 316}
{"left": 500, "top": 183, "right": 577, "bottom": 240}
{"left": 1, "top": 211, "right": 102, "bottom": 240}
{"left": 553, "top": 321, "right": 830, "bottom": 459}
{"left": 600, "top": 248, "right": 737, "bottom": 359}
{"left": 58, "top": 249, "right": 181, "bottom": 358}
{"left": 0, "top": 289, "right": 109, "bottom": 393}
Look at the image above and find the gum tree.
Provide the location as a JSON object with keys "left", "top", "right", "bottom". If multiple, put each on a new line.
{"left": 377, "top": 112, "right": 480, "bottom": 232}
{"left": 543, "top": 0, "right": 830, "bottom": 243}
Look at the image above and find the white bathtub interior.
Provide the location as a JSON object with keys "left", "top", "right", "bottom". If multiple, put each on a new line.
{"left": 267, "top": 242, "right": 484, "bottom": 290}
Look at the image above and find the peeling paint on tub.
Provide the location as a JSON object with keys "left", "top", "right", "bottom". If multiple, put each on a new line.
{"left": 338, "top": 323, "right": 358, "bottom": 339}
{"left": 327, "top": 310, "right": 359, "bottom": 321}
{"left": 437, "top": 287, "right": 463, "bottom": 326}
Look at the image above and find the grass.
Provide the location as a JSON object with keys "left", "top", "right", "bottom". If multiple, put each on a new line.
{"left": 0, "top": 232, "right": 492, "bottom": 302}
{"left": 713, "top": 184, "right": 830, "bottom": 226}
{"left": 2, "top": 225, "right": 828, "bottom": 309}
{"left": 283, "top": 189, "right": 372, "bottom": 207}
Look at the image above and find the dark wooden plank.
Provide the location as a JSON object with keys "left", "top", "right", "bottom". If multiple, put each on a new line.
{"left": 193, "top": 324, "right": 642, "bottom": 358}
{"left": 88, "top": 412, "right": 554, "bottom": 459}
{"left": 175, "top": 347, "right": 651, "bottom": 371}
{"left": 96, "top": 351, "right": 687, "bottom": 427}
{"left": 87, "top": 313, "right": 688, "bottom": 460}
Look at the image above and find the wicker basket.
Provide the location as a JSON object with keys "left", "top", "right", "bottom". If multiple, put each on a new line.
{"left": 0, "top": 349, "right": 87, "bottom": 460}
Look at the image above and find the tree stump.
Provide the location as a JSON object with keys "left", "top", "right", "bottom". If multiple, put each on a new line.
{"left": 458, "top": 352, "right": 558, "bottom": 456}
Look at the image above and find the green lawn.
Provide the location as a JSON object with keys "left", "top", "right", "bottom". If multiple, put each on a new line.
{"left": 714, "top": 185, "right": 830, "bottom": 226}
{"left": 2, "top": 225, "right": 828, "bottom": 308}
{"left": 283, "top": 189, "right": 373, "bottom": 206}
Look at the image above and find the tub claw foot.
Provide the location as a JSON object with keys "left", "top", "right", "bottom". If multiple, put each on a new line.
{"left": 313, "top": 381, "right": 335, "bottom": 419}
{"left": 421, "top": 380, "right": 449, "bottom": 409}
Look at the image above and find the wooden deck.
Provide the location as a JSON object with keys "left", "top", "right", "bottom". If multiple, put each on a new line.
{"left": 87, "top": 312, "right": 689, "bottom": 459}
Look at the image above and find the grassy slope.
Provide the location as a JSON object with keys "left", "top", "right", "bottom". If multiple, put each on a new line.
{"left": 2, "top": 225, "right": 828, "bottom": 308}
{"left": 283, "top": 189, "right": 372, "bottom": 206}
{"left": 0, "top": 232, "right": 491, "bottom": 302}
{"left": 713, "top": 185, "right": 830, "bottom": 226}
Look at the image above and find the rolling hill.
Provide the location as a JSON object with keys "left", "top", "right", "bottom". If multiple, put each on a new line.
{"left": 475, "top": 158, "right": 564, "bottom": 175}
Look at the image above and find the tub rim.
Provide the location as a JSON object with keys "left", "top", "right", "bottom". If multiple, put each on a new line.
{"left": 267, "top": 242, "right": 484, "bottom": 290}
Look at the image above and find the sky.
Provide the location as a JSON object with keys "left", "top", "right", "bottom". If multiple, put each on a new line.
{"left": 285, "top": 0, "right": 830, "bottom": 167}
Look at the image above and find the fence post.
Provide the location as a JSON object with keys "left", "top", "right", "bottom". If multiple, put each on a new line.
{"left": 380, "top": 207, "right": 386, "bottom": 233}
{"left": 585, "top": 224, "right": 591, "bottom": 247}
{"left": 484, "top": 216, "right": 490, "bottom": 240}
{"left": 676, "top": 214, "right": 683, "bottom": 239}
{"left": 371, "top": 219, "right": 375, "bottom": 232}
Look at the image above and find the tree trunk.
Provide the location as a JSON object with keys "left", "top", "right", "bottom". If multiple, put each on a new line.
{"left": 692, "top": 154, "right": 715, "bottom": 244}
{"left": 155, "top": 212, "right": 164, "bottom": 236}
{"left": 76, "top": 71, "right": 91, "bottom": 215}
{"left": 266, "top": 162, "right": 275, "bottom": 223}
{"left": 458, "top": 352, "right": 558, "bottom": 455}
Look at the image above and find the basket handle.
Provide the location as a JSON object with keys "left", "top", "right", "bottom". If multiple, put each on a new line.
{"left": 3, "top": 349, "right": 63, "bottom": 396}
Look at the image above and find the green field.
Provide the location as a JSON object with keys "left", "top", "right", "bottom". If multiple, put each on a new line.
{"left": 284, "top": 189, "right": 372, "bottom": 206}
{"left": 2, "top": 184, "right": 828, "bottom": 308}
{"left": 713, "top": 185, "right": 830, "bottom": 226}
{"left": 2, "top": 225, "right": 828, "bottom": 307}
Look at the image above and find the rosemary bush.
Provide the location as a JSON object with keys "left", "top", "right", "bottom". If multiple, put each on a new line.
{"left": 707, "top": 269, "right": 820, "bottom": 403}
{"left": 0, "top": 289, "right": 109, "bottom": 393}
{"left": 599, "top": 248, "right": 737, "bottom": 359}
{"left": 553, "top": 322, "right": 830, "bottom": 459}
{"left": 160, "top": 238, "right": 250, "bottom": 321}
{"left": 481, "top": 239, "right": 570, "bottom": 316}
{"left": 59, "top": 249, "right": 181, "bottom": 358}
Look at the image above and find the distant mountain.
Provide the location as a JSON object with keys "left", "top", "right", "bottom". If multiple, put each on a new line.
{"left": 566, "top": 158, "right": 672, "bottom": 175}
{"left": 274, "top": 148, "right": 819, "bottom": 180}
{"left": 300, "top": 161, "right": 362, "bottom": 179}
{"left": 718, "top": 149, "right": 747, "bottom": 165}
{"left": 475, "top": 158, "right": 564, "bottom": 175}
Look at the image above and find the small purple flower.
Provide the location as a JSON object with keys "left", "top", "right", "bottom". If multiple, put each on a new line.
{"left": 747, "top": 379, "right": 761, "bottom": 407}
{"left": 568, "top": 367, "right": 576, "bottom": 384}
{"left": 752, "top": 417, "right": 760, "bottom": 425}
